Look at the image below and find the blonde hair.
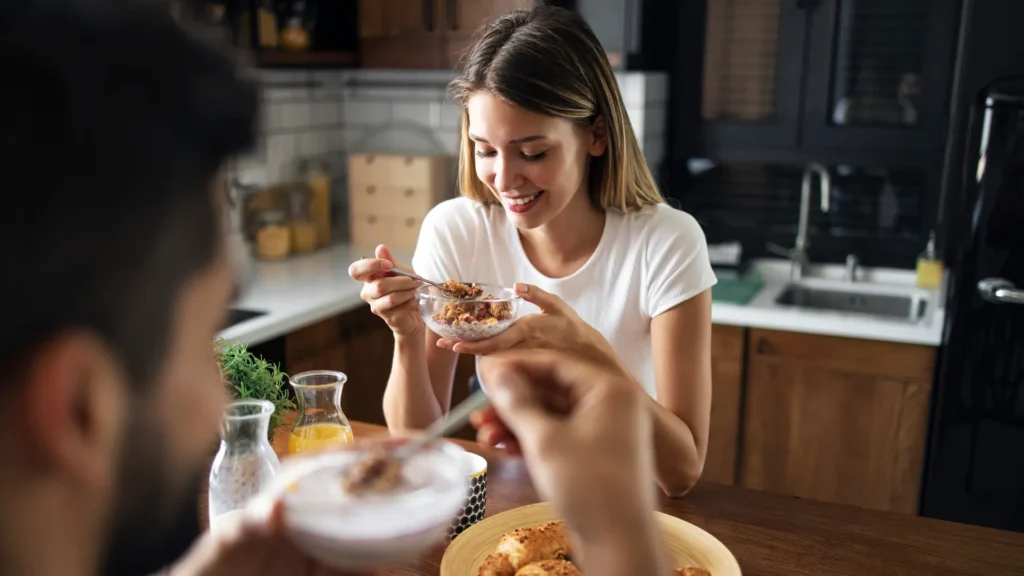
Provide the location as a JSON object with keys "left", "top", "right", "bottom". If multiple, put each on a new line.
{"left": 447, "top": 6, "right": 664, "bottom": 213}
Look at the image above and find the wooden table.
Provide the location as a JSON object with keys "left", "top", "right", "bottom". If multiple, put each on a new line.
{"left": 209, "top": 421, "right": 1024, "bottom": 575}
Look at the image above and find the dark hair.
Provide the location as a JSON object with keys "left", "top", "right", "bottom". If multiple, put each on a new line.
{"left": 448, "top": 6, "right": 664, "bottom": 212}
{"left": 0, "top": 2, "right": 258, "bottom": 389}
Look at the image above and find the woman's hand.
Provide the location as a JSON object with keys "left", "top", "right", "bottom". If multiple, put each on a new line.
{"left": 437, "top": 283, "right": 619, "bottom": 370}
{"left": 348, "top": 244, "right": 423, "bottom": 337}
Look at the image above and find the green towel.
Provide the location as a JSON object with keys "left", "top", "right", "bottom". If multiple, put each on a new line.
{"left": 711, "top": 268, "right": 764, "bottom": 305}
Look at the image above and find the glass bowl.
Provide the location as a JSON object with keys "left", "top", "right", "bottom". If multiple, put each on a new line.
{"left": 417, "top": 283, "right": 522, "bottom": 342}
{"left": 249, "top": 438, "right": 468, "bottom": 569}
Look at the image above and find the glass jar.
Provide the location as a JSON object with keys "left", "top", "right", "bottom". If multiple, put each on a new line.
{"left": 288, "top": 370, "right": 353, "bottom": 455}
{"left": 208, "top": 400, "right": 281, "bottom": 532}
{"left": 287, "top": 185, "right": 318, "bottom": 254}
{"left": 255, "top": 209, "right": 291, "bottom": 260}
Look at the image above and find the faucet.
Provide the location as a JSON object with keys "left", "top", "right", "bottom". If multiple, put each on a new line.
{"left": 768, "top": 163, "right": 831, "bottom": 281}
{"left": 844, "top": 254, "right": 860, "bottom": 282}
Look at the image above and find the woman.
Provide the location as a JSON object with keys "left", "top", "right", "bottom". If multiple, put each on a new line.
{"left": 348, "top": 6, "right": 716, "bottom": 497}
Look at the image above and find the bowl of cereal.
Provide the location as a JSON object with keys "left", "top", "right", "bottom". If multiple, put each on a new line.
{"left": 418, "top": 280, "right": 521, "bottom": 342}
{"left": 249, "top": 438, "right": 469, "bottom": 570}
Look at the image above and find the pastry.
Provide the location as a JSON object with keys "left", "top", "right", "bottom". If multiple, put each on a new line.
{"left": 496, "top": 521, "right": 572, "bottom": 569}
{"left": 514, "top": 559, "right": 582, "bottom": 576}
{"left": 478, "top": 552, "right": 516, "bottom": 576}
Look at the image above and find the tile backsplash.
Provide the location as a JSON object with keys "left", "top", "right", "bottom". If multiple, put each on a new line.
{"left": 231, "top": 68, "right": 669, "bottom": 235}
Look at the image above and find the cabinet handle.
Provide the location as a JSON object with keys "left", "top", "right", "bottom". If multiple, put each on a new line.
{"left": 366, "top": 185, "right": 376, "bottom": 195}
{"left": 404, "top": 188, "right": 414, "bottom": 197}
{"left": 447, "top": 0, "right": 458, "bottom": 31}
{"left": 422, "top": 0, "right": 434, "bottom": 32}
{"left": 405, "top": 218, "right": 416, "bottom": 227}
{"left": 367, "top": 215, "right": 378, "bottom": 224}
{"left": 755, "top": 338, "right": 770, "bottom": 355}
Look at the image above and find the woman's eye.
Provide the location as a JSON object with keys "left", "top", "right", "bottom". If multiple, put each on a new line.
{"left": 522, "top": 151, "right": 548, "bottom": 161}
{"left": 474, "top": 149, "right": 496, "bottom": 158}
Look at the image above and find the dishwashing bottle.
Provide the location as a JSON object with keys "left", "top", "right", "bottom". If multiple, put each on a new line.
{"left": 916, "top": 232, "right": 944, "bottom": 289}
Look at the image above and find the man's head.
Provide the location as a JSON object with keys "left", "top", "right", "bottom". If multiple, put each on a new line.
{"left": 0, "top": 3, "right": 258, "bottom": 575}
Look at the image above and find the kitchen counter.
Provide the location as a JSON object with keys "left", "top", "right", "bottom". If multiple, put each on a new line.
{"left": 713, "top": 260, "right": 945, "bottom": 346}
{"left": 219, "top": 244, "right": 945, "bottom": 347}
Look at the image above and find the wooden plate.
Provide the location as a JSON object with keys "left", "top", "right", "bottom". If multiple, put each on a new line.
{"left": 440, "top": 502, "right": 741, "bottom": 575}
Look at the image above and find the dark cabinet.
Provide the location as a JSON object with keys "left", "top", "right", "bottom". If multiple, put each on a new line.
{"left": 573, "top": 0, "right": 674, "bottom": 70}
{"left": 678, "top": 0, "right": 961, "bottom": 164}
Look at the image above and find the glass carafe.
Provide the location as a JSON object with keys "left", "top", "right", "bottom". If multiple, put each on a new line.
{"left": 288, "top": 370, "right": 353, "bottom": 455}
{"left": 208, "top": 400, "right": 281, "bottom": 532}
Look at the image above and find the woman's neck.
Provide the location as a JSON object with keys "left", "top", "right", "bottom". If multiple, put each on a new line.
{"left": 518, "top": 192, "right": 606, "bottom": 279}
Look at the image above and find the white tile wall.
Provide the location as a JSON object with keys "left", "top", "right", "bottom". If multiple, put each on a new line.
{"left": 232, "top": 68, "right": 669, "bottom": 212}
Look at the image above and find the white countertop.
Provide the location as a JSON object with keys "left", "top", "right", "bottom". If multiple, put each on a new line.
{"left": 712, "top": 260, "right": 945, "bottom": 346}
{"left": 219, "top": 244, "right": 945, "bottom": 348}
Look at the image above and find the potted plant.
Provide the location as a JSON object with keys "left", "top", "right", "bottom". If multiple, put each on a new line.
{"left": 214, "top": 338, "right": 295, "bottom": 441}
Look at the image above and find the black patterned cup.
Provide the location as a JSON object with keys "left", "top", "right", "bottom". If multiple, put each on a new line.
{"left": 446, "top": 451, "right": 488, "bottom": 542}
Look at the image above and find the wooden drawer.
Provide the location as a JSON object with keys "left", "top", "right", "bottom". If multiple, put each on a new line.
{"left": 349, "top": 183, "right": 439, "bottom": 219}
{"left": 348, "top": 153, "right": 452, "bottom": 189}
{"left": 748, "top": 329, "right": 935, "bottom": 381}
{"left": 349, "top": 212, "right": 423, "bottom": 251}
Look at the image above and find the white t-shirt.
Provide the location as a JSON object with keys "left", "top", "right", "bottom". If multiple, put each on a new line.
{"left": 411, "top": 197, "right": 717, "bottom": 400}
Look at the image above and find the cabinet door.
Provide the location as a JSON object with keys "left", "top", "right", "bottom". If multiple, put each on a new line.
{"left": 801, "top": 0, "right": 959, "bottom": 154}
{"left": 739, "top": 329, "right": 935, "bottom": 514}
{"left": 703, "top": 325, "right": 746, "bottom": 485}
{"left": 442, "top": 0, "right": 534, "bottom": 69}
{"left": 359, "top": 0, "right": 445, "bottom": 69}
{"left": 698, "top": 0, "right": 806, "bottom": 155}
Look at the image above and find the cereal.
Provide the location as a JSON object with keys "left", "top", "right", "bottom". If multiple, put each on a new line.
{"left": 427, "top": 280, "right": 515, "bottom": 342}
{"left": 341, "top": 447, "right": 403, "bottom": 495}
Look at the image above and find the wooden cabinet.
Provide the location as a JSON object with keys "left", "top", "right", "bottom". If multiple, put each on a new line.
{"left": 676, "top": 0, "right": 960, "bottom": 164}
{"left": 703, "top": 324, "right": 746, "bottom": 485}
{"left": 358, "top": 0, "right": 532, "bottom": 69}
{"left": 285, "top": 306, "right": 395, "bottom": 427}
{"left": 738, "top": 328, "right": 935, "bottom": 514}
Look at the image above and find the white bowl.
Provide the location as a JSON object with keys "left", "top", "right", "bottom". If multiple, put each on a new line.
{"left": 249, "top": 440, "right": 469, "bottom": 570}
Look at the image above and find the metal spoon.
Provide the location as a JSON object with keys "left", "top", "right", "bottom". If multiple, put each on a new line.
{"left": 359, "top": 255, "right": 479, "bottom": 299}
{"left": 393, "top": 388, "right": 491, "bottom": 462}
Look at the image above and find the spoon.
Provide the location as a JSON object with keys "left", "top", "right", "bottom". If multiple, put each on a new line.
{"left": 340, "top": 389, "right": 491, "bottom": 494}
{"left": 393, "top": 388, "right": 491, "bottom": 462}
{"left": 359, "top": 255, "right": 479, "bottom": 299}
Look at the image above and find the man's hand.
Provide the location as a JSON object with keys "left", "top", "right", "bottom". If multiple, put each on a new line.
{"left": 477, "top": 351, "right": 658, "bottom": 540}
{"left": 477, "top": 351, "right": 670, "bottom": 576}
{"left": 168, "top": 501, "right": 375, "bottom": 576}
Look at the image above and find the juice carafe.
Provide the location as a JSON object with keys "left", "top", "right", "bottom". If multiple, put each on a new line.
{"left": 288, "top": 370, "right": 354, "bottom": 454}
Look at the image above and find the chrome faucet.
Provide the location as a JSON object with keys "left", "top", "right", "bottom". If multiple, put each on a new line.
{"left": 844, "top": 254, "right": 860, "bottom": 282}
{"left": 768, "top": 163, "right": 831, "bottom": 281}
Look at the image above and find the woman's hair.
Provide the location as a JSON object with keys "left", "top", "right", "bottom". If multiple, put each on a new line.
{"left": 447, "top": 6, "right": 664, "bottom": 213}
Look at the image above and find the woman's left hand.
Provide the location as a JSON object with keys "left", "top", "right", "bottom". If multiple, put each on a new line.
{"left": 436, "top": 283, "right": 616, "bottom": 369}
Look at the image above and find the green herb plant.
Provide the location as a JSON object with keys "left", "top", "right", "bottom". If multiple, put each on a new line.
{"left": 214, "top": 338, "right": 295, "bottom": 441}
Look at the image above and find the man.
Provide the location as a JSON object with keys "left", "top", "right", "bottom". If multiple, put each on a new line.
{"left": 0, "top": 3, "right": 668, "bottom": 575}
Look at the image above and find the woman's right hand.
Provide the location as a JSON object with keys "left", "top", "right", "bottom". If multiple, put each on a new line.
{"left": 348, "top": 244, "right": 424, "bottom": 337}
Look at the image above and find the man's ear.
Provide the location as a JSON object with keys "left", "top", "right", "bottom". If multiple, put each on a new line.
{"left": 20, "top": 332, "right": 126, "bottom": 488}
{"left": 588, "top": 116, "right": 609, "bottom": 158}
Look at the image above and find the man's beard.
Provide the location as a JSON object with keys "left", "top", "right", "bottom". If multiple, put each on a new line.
{"left": 98, "top": 412, "right": 209, "bottom": 576}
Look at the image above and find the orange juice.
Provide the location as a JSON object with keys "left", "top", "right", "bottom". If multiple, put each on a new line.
{"left": 288, "top": 423, "right": 354, "bottom": 454}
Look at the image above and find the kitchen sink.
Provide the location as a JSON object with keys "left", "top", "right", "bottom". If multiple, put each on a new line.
{"left": 224, "top": 308, "right": 267, "bottom": 329}
{"left": 775, "top": 284, "right": 928, "bottom": 321}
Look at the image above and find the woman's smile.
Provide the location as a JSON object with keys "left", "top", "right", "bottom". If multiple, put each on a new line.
{"left": 503, "top": 190, "right": 546, "bottom": 213}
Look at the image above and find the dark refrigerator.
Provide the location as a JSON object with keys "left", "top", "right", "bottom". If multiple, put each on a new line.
{"left": 922, "top": 76, "right": 1024, "bottom": 532}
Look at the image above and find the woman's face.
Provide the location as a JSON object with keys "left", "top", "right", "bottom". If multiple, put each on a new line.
{"left": 466, "top": 92, "right": 606, "bottom": 230}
